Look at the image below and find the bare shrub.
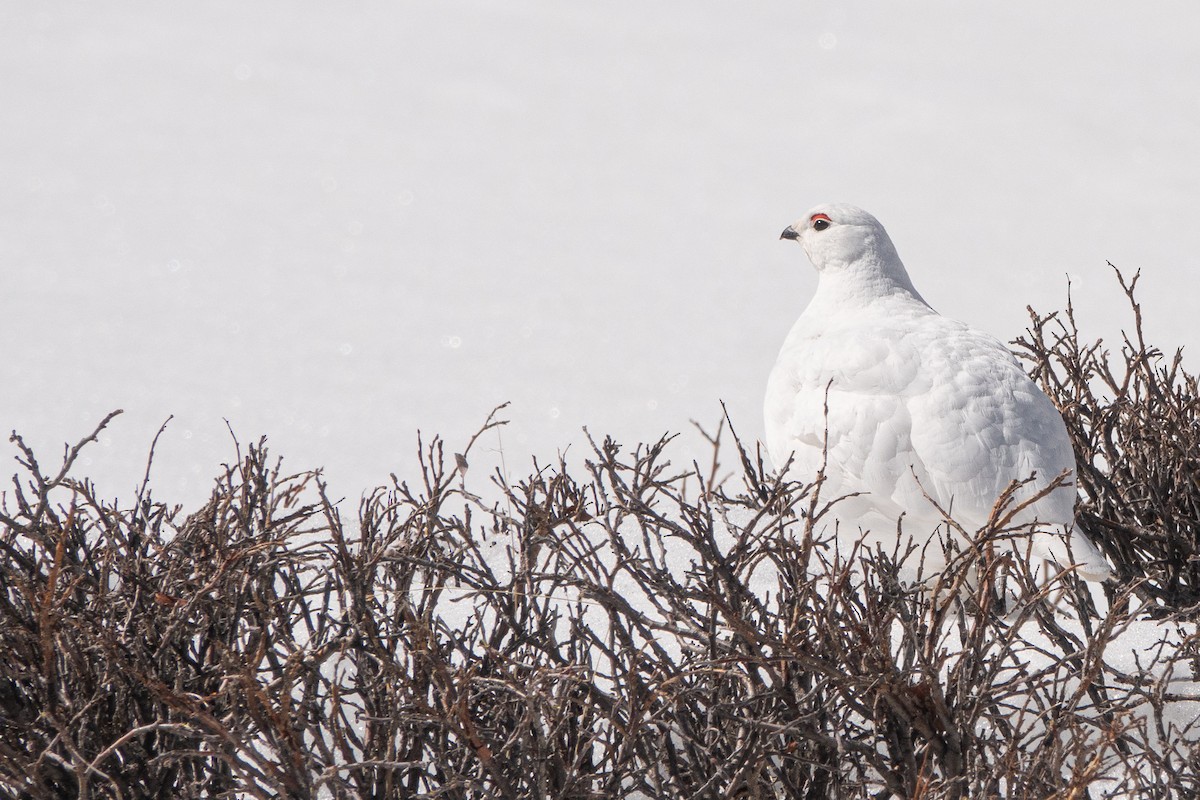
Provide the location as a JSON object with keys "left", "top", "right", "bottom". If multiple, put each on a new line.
{"left": 1016, "top": 266, "right": 1200, "bottom": 610}
{"left": 2, "top": 269, "right": 1199, "bottom": 798}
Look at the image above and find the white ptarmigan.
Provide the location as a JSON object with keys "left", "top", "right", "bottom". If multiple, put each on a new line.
{"left": 765, "top": 203, "right": 1111, "bottom": 581}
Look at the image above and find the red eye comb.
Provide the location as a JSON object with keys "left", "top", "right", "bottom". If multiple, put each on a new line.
{"left": 810, "top": 213, "right": 832, "bottom": 222}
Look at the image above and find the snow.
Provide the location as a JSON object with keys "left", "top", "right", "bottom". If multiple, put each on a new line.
{"left": 1, "top": 2, "right": 1198, "bottom": 512}
{"left": 4, "top": 10, "right": 1198, "bottom": 790}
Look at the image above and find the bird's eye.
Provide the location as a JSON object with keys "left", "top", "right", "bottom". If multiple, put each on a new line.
{"left": 810, "top": 213, "right": 832, "bottom": 231}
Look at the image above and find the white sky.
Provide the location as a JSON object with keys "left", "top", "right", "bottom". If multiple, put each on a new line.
{"left": 2, "top": 2, "right": 1198, "bottom": 508}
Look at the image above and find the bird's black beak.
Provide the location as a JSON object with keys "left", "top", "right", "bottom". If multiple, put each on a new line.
{"left": 780, "top": 226, "right": 800, "bottom": 241}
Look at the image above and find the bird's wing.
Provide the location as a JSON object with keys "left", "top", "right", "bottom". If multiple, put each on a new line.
{"left": 902, "top": 320, "right": 1077, "bottom": 527}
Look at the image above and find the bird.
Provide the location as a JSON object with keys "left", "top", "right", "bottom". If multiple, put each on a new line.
{"left": 764, "top": 203, "right": 1111, "bottom": 582}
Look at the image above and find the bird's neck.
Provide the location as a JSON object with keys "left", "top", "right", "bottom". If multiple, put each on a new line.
{"left": 810, "top": 253, "right": 930, "bottom": 312}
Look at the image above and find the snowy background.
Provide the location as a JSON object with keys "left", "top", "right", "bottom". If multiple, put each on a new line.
{"left": 2, "top": 2, "right": 1198, "bottom": 509}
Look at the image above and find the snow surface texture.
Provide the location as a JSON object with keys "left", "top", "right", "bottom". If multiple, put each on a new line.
{"left": 1, "top": 3, "right": 1199, "bottom": 509}
{"left": 766, "top": 204, "right": 1111, "bottom": 581}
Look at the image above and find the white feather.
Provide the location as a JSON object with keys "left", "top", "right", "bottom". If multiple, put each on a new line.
{"left": 766, "top": 204, "right": 1111, "bottom": 581}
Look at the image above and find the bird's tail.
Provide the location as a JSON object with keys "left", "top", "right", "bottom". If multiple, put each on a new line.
{"left": 1032, "top": 524, "right": 1112, "bottom": 582}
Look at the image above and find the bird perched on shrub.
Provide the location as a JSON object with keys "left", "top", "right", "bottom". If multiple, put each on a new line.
{"left": 766, "top": 203, "right": 1110, "bottom": 582}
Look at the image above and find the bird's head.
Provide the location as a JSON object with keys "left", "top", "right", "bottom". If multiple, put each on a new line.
{"left": 780, "top": 203, "right": 899, "bottom": 275}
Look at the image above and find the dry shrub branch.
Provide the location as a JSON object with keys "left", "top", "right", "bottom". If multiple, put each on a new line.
{"left": 2, "top": 268, "right": 1199, "bottom": 798}
{"left": 1016, "top": 265, "right": 1200, "bottom": 610}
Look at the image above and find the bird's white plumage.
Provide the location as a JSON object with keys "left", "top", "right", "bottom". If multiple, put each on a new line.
{"left": 765, "top": 203, "right": 1110, "bottom": 580}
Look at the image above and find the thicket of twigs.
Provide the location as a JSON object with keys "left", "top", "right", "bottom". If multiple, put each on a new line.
{"left": 2, "top": 267, "right": 1199, "bottom": 799}
{"left": 1018, "top": 267, "right": 1200, "bottom": 612}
